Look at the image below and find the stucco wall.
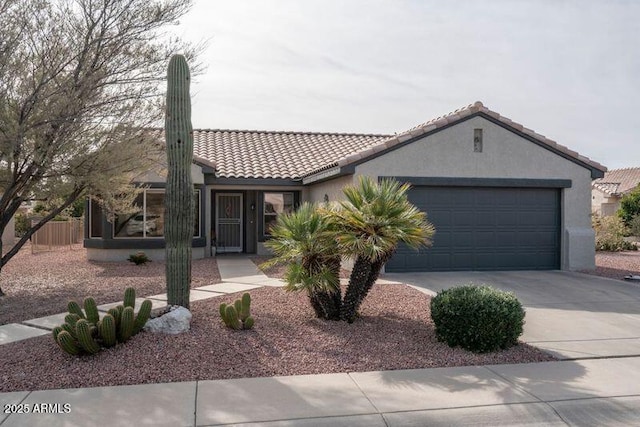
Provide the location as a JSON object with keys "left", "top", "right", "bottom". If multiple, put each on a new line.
{"left": 354, "top": 116, "right": 596, "bottom": 271}
{"left": 307, "top": 175, "right": 354, "bottom": 204}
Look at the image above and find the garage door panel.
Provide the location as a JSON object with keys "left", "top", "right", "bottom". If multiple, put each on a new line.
{"left": 453, "top": 212, "right": 475, "bottom": 226}
{"left": 476, "top": 212, "right": 495, "bottom": 226}
{"left": 386, "top": 186, "right": 560, "bottom": 272}
{"left": 475, "top": 231, "right": 496, "bottom": 247}
{"left": 429, "top": 210, "right": 453, "bottom": 226}
{"left": 494, "top": 211, "right": 518, "bottom": 226}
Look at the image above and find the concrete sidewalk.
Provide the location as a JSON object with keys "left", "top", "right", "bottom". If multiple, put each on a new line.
{"left": 2, "top": 356, "right": 640, "bottom": 426}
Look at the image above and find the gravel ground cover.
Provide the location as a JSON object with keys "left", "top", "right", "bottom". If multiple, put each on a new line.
{"left": 581, "top": 251, "right": 640, "bottom": 281}
{"left": 0, "top": 244, "right": 221, "bottom": 325}
{"left": 0, "top": 284, "right": 554, "bottom": 392}
{"left": 0, "top": 247, "right": 554, "bottom": 393}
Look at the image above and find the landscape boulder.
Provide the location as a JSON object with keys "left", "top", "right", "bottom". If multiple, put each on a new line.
{"left": 144, "top": 306, "right": 192, "bottom": 334}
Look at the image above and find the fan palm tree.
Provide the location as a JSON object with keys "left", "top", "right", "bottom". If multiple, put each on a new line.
{"left": 326, "top": 177, "right": 435, "bottom": 323}
{"left": 263, "top": 202, "right": 342, "bottom": 320}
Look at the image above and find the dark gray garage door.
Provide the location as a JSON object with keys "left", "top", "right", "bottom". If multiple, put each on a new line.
{"left": 386, "top": 186, "right": 560, "bottom": 272}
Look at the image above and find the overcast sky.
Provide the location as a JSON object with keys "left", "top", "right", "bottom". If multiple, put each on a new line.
{"left": 173, "top": 0, "right": 640, "bottom": 170}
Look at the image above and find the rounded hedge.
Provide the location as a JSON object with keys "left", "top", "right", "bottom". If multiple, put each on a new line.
{"left": 430, "top": 285, "right": 525, "bottom": 353}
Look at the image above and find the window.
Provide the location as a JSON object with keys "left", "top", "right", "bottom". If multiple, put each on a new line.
{"left": 114, "top": 189, "right": 201, "bottom": 238}
{"left": 89, "top": 199, "right": 103, "bottom": 238}
{"left": 263, "top": 192, "right": 294, "bottom": 236}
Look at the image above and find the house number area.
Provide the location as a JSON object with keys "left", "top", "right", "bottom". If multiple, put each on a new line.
{"left": 4, "top": 403, "right": 71, "bottom": 414}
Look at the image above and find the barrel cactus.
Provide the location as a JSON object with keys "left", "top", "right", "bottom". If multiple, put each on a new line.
{"left": 164, "top": 54, "right": 194, "bottom": 309}
{"left": 219, "top": 293, "right": 255, "bottom": 330}
{"left": 53, "top": 288, "right": 154, "bottom": 356}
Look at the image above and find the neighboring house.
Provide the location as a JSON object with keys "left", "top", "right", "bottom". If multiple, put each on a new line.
{"left": 85, "top": 101, "right": 606, "bottom": 272}
{"left": 592, "top": 167, "right": 640, "bottom": 216}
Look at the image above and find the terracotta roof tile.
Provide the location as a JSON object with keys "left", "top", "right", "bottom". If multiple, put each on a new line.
{"left": 593, "top": 167, "right": 640, "bottom": 195}
{"left": 192, "top": 129, "right": 390, "bottom": 179}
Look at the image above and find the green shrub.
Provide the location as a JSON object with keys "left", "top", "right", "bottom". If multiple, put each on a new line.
{"left": 618, "top": 185, "right": 640, "bottom": 226}
{"left": 629, "top": 215, "right": 640, "bottom": 237}
{"left": 14, "top": 213, "right": 29, "bottom": 237}
{"left": 593, "top": 215, "right": 636, "bottom": 251}
{"left": 430, "top": 285, "right": 525, "bottom": 353}
{"left": 128, "top": 251, "right": 151, "bottom": 265}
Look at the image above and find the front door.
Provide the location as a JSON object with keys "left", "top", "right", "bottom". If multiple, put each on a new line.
{"left": 215, "top": 193, "right": 243, "bottom": 253}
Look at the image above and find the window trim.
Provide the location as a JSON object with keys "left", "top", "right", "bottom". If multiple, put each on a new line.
{"left": 88, "top": 199, "right": 103, "bottom": 239}
{"left": 112, "top": 189, "right": 202, "bottom": 239}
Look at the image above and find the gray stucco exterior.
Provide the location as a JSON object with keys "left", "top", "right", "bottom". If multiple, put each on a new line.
{"left": 345, "top": 115, "right": 595, "bottom": 271}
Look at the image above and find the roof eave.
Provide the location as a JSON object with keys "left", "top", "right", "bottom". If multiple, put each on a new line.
{"left": 302, "top": 165, "right": 355, "bottom": 185}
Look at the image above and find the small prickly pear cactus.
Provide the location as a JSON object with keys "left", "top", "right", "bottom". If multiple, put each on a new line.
{"left": 99, "top": 314, "right": 117, "bottom": 348}
{"left": 219, "top": 293, "right": 254, "bottom": 330}
{"left": 76, "top": 319, "right": 100, "bottom": 354}
{"left": 124, "top": 287, "right": 136, "bottom": 309}
{"left": 84, "top": 297, "right": 100, "bottom": 325}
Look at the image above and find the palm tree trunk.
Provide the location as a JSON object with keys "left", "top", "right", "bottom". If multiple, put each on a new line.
{"left": 309, "top": 289, "right": 341, "bottom": 320}
{"left": 353, "top": 251, "right": 394, "bottom": 313}
{"left": 341, "top": 256, "right": 372, "bottom": 323}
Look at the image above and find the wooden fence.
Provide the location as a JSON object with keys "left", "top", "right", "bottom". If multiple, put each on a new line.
{"left": 31, "top": 218, "right": 83, "bottom": 252}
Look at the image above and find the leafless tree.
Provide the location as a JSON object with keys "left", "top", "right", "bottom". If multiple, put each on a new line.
{"left": 0, "top": 0, "right": 201, "bottom": 295}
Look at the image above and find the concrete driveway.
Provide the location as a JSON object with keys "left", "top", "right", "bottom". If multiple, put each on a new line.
{"left": 382, "top": 270, "right": 640, "bottom": 359}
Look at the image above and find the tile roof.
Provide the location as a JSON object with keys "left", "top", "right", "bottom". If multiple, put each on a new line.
{"left": 190, "top": 101, "right": 606, "bottom": 180}
{"left": 192, "top": 129, "right": 391, "bottom": 179}
{"left": 593, "top": 167, "right": 640, "bottom": 195}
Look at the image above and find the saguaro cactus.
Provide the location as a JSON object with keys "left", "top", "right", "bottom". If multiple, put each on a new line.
{"left": 164, "top": 54, "right": 194, "bottom": 309}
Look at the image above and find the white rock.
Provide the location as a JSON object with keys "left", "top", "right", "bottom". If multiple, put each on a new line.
{"left": 144, "top": 306, "right": 192, "bottom": 334}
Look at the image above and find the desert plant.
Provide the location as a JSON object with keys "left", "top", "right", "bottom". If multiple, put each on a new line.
{"left": 164, "top": 54, "right": 194, "bottom": 309}
{"left": 53, "top": 287, "right": 153, "bottom": 355}
{"left": 618, "top": 185, "right": 640, "bottom": 226}
{"left": 219, "top": 293, "right": 255, "bottom": 330}
{"left": 430, "top": 285, "right": 525, "bottom": 353}
{"left": 593, "top": 214, "right": 636, "bottom": 251}
{"left": 128, "top": 252, "right": 151, "bottom": 265}
{"left": 628, "top": 215, "right": 640, "bottom": 237}
{"left": 326, "top": 177, "right": 435, "bottom": 323}
{"left": 14, "top": 213, "right": 29, "bottom": 237}
{"left": 263, "top": 202, "right": 342, "bottom": 320}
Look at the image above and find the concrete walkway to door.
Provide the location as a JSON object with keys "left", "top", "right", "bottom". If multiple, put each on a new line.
{"left": 383, "top": 270, "right": 640, "bottom": 360}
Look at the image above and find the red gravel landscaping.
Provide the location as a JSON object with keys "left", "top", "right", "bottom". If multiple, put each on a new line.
{"left": 581, "top": 251, "right": 640, "bottom": 281}
{"left": 0, "top": 246, "right": 555, "bottom": 393}
{"left": 0, "top": 244, "right": 221, "bottom": 325}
